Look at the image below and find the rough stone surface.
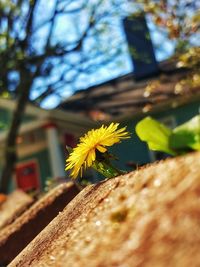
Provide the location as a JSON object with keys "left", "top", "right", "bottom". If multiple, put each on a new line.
{"left": 0, "top": 190, "right": 33, "bottom": 230}
{"left": 10, "top": 152, "right": 200, "bottom": 267}
{"left": 0, "top": 182, "right": 79, "bottom": 265}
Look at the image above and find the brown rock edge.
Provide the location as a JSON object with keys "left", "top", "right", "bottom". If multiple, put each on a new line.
{"left": 0, "top": 190, "right": 33, "bottom": 230}
{"left": 0, "top": 182, "right": 79, "bottom": 265}
{"left": 10, "top": 152, "right": 200, "bottom": 267}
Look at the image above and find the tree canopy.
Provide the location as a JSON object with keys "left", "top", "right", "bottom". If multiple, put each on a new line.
{"left": 0, "top": 0, "right": 129, "bottom": 105}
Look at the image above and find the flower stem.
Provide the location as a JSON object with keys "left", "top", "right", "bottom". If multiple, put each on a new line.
{"left": 92, "top": 160, "right": 125, "bottom": 179}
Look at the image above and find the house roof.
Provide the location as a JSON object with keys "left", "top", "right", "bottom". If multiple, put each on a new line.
{"left": 0, "top": 98, "right": 95, "bottom": 125}
{"left": 0, "top": 98, "right": 98, "bottom": 141}
{"left": 59, "top": 62, "right": 200, "bottom": 122}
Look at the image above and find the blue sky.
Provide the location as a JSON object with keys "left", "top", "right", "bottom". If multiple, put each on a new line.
{"left": 29, "top": 0, "right": 180, "bottom": 109}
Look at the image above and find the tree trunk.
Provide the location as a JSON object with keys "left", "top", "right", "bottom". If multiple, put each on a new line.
{"left": 0, "top": 73, "right": 31, "bottom": 193}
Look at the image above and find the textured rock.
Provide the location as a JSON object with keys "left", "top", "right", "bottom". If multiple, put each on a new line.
{"left": 10, "top": 152, "right": 200, "bottom": 267}
{"left": 0, "top": 182, "right": 79, "bottom": 265}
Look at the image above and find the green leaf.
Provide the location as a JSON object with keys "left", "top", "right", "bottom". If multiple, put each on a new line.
{"left": 170, "top": 115, "right": 200, "bottom": 151}
{"left": 136, "top": 117, "right": 176, "bottom": 155}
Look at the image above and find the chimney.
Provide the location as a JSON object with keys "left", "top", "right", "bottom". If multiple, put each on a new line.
{"left": 123, "top": 14, "right": 160, "bottom": 80}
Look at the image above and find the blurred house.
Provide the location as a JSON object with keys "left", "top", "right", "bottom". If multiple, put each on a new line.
{"left": 0, "top": 98, "right": 97, "bottom": 192}
{"left": 59, "top": 66, "right": 200, "bottom": 170}
{"left": 59, "top": 15, "right": 200, "bottom": 170}
{"left": 1, "top": 15, "right": 199, "bottom": 191}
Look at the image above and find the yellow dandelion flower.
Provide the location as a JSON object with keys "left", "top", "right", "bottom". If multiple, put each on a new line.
{"left": 65, "top": 123, "right": 130, "bottom": 179}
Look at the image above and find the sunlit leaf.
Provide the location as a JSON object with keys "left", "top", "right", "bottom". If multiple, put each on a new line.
{"left": 170, "top": 115, "right": 200, "bottom": 151}
{"left": 136, "top": 117, "right": 176, "bottom": 155}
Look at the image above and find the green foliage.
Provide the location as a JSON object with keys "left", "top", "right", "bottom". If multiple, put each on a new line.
{"left": 135, "top": 117, "right": 175, "bottom": 155}
{"left": 136, "top": 115, "right": 200, "bottom": 156}
{"left": 134, "top": 0, "right": 199, "bottom": 51}
{"left": 178, "top": 47, "right": 200, "bottom": 70}
{"left": 170, "top": 116, "right": 200, "bottom": 151}
{"left": 0, "top": 121, "right": 7, "bottom": 130}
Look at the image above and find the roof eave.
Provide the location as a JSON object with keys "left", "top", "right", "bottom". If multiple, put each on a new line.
{"left": 112, "top": 93, "right": 200, "bottom": 123}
